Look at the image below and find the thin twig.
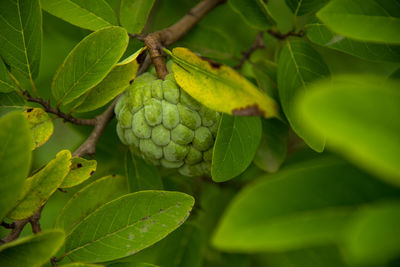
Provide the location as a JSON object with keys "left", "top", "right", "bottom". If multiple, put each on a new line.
{"left": 267, "top": 29, "right": 303, "bottom": 40}
{"left": 0, "top": 219, "right": 30, "bottom": 244}
{"left": 234, "top": 31, "right": 265, "bottom": 69}
{"left": 24, "top": 91, "right": 96, "bottom": 126}
{"left": 0, "top": 221, "right": 15, "bottom": 229}
{"left": 143, "top": 0, "right": 226, "bottom": 79}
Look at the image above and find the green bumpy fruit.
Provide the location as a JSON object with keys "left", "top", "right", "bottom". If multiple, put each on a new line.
{"left": 115, "top": 72, "right": 220, "bottom": 177}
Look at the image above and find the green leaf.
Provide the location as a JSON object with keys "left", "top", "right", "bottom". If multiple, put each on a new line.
{"left": 285, "top": 0, "right": 329, "bottom": 16}
{"left": 0, "top": 58, "right": 17, "bottom": 93}
{"left": 307, "top": 18, "right": 400, "bottom": 63}
{"left": 343, "top": 201, "right": 400, "bottom": 266}
{"left": 212, "top": 158, "right": 400, "bottom": 252}
{"left": 260, "top": 246, "right": 350, "bottom": 267}
{"left": 120, "top": 0, "right": 156, "bottom": 34}
{"left": 177, "top": 25, "right": 235, "bottom": 61}
{"left": 389, "top": 68, "right": 400, "bottom": 79}
{"left": 7, "top": 150, "right": 71, "bottom": 220}
{"left": 64, "top": 191, "right": 195, "bottom": 263}
{"left": 154, "top": 223, "right": 205, "bottom": 267}
{"left": 0, "top": 0, "right": 42, "bottom": 79}
{"left": 60, "top": 263, "right": 104, "bottom": 267}
{"left": 109, "top": 263, "right": 160, "bottom": 267}
{"left": 52, "top": 26, "right": 129, "bottom": 105}
{"left": 59, "top": 157, "right": 97, "bottom": 188}
{"left": 0, "top": 92, "right": 25, "bottom": 117}
{"left": 40, "top": 0, "right": 118, "bottom": 31}
{"left": 0, "top": 229, "right": 65, "bottom": 267}
{"left": 0, "top": 112, "right": 32, "bottom": 219}
{"left": 212, "top": 115, "right": 262, "bottom": 182}
{"left": 296, "top": 75, "right": 400, "bottom": 185}
{"left": 168, "top": 47, "right": 279, "bottom": 118}
{"left": 253, "top": 119, "right": 288, "bottom": 173}
{"left": 72, "top": 48, "right": 145, "bottom": 113}
{"left": 251, "top": 59, "right": 278, "bottom": 99}
{"left": 56, "top": 175, "right": 129, "bottom": 234}
{"left": 277, "top": 40, "right": 330, "bottom": 152}
{"left": 24, "top": 108, "right": 54, "bottom": 149}
{"left": 228, "top": 0, "right": 273, "bottom": 30}
{"left": 125, "top": 150, "right": 163, "bottom": 192}
{"left": 317, "top": 0, "right": 400, "bottom": 44}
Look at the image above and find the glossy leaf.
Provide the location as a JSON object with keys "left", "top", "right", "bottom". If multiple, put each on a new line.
{"left": 0, "top": 112, "right": 32, "bottom": 219}
{"left": 296, "top": 75, "right": 400, "bottom": 185}
{"left": 7, "top": 150, "right": 71, "bottom": 220}
{"left": 285, "top": 0, "right": 329, "bottom": 16}
{"left": 168, "top": 47, "right": 279, "bottom": 118}
{"left": 0, "top": 230, "right": 65, "bottom": 267}
{"left": 343, "top": 201, "right": 400, "bottom": 266}
{"left": 317, "top": 0, "right": 400, "bottom": 44}
{"left": 307, "top": 18, "right": 400, "bottom": 63}
{"left": 277, "top": 40, "right": 330, "bottom": 152}
{"left": 41, "top": 0, "right": 117, "bottom": 31}
{"left": 0, "top": 0, "right": 42, "bottom": 79}
{"left": 59, "top": 157, "right": 97, "bottom": 188}
{"left": 73, "top": 48, "right": 145, "bottom": 113}
{"left": 0, "top": 58, "right": 17, "bottom": 93}
{"left": 120, "top": 0, "right": 156, "bottom": 34}
{"left": 229, "top": 0, "right": 273, "bottom": 30}
{"left": 125, "top": 149, "right": 163, "bottom": 192}
{"left": 52, "top": 26, "right": 129, "bottom": 105}
{"left": 24, "top": 108, "right": 54, "bottom": 149}
{"left": 64, "top": 191, "right": 195, "bottom": 263}
{"left": 212, "top": 115, "right": 262, "bottom": 182}
{"left": 56, "top": 175, "right": 128, "bottom": 234}
{"left": 253, "top": 119, "right": 288, "bottom": 173}
{"left": 212, "top": 158, "right": 400, "bottom": 252}
{"left": 0, "top": 92, "right": 25, "bottom": 117}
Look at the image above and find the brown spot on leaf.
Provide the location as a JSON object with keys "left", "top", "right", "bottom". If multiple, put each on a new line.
{"left": 137, "top": 50, "right": 147, "bottom": 65}
{"left": 200, "top": 55, "right": 222, "bottom": 69}
{"left": 232, "top": 104, "right": 265, "bottom": 116}
{"left": 77, "top": 163, "right": 82, "bottom": 168}
{"left": 27, "top": 108, "right": 33, "bottom": 113}
{"left": 90, "top": 171, "right": 95, "bottom": 175}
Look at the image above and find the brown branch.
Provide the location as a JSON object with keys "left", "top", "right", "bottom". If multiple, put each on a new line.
{"left": 1, "top": 221, "right": 15, "bottom": 229}
{"left": 234, "top": 31, "right": 265, "bottom": 69}
{"left": 267, "top": 29, "right": 303, "bottom": 40}
{"left": 143, "top": 0, "right": 226, "bottom": 79}
{"left": 24, "top": 91, "right": 96, "bottom": 126}
{"left": 0, "top": 219, "right": 30, "bottom": 245}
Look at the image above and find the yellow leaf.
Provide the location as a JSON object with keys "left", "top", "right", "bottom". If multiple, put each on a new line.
{"left": 24, "top": 108, "right": 54, "bottom": 149}
{"left": 167, "top": 47, "right": 279, "bottom": 118}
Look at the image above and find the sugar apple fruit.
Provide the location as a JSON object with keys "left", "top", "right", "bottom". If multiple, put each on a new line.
{"left": 115, "top": 72, "right": 220, "bottom": 177}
